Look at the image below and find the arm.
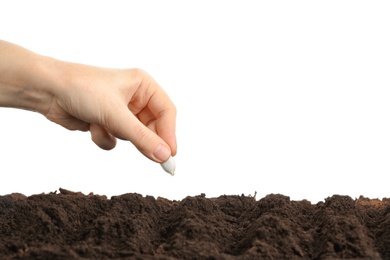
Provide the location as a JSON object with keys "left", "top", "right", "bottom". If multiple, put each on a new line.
{"left": 0, "top": 40, "right": 177, "bottom": 163}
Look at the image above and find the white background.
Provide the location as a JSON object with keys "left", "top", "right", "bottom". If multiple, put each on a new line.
{"left": 0, "top": 1, "right": 389, "bottom": 203}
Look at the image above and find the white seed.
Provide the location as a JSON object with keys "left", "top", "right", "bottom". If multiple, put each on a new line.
{"left": 160, "top": 156, "right": 176, "bottom": 176}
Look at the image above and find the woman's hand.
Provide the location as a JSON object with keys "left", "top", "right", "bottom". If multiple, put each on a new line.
{"left": 0, "top": 40, "right": 177, "bottom": 163}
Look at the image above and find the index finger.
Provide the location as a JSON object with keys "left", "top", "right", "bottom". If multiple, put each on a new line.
{"left": 148, "top": 87, "right": 177, "bottom": 156}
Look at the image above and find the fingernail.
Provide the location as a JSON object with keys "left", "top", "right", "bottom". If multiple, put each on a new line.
{"left": 153, "top": 144, "right": 171, "bottom": 162}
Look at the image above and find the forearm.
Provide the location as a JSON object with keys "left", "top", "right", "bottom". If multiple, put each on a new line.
{"left": 0, "top": 40, "right": 59, "bottom": 114}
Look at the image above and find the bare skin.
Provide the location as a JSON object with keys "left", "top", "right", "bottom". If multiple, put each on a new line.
{"left": 0, "top": 40, "right": 177, "bottom": 163}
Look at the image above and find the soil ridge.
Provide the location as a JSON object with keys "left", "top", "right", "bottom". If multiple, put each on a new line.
{"left": 0, "top": 189, "right": 389, "bottom": 259}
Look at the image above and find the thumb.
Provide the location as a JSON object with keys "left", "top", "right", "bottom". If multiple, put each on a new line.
{"left": 108, "top": 107, "right": 172, "bottom": 163}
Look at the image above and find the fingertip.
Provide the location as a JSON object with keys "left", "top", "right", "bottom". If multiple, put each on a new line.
{"left": 171, "top": 146, "right": 177, "bottom": 157}
{"left": 156, "top": 114, "right": 177, "bottom": 157}
{"left": 90, "top": 124, "right": 117, "bottom": 150}
{"left": 102, "top": 135, "right": 117, "bottom": 150}
{"left": 166, "top": 135, "right": 177, "bottom": 156}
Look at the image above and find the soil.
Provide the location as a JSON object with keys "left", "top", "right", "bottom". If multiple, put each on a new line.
{"left": 1, "top": 188, "right": 390, "bottom": 260}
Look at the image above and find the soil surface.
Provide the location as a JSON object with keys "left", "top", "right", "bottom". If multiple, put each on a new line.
{"left": 1, "top": 188, "right": 390, "bottom": 259}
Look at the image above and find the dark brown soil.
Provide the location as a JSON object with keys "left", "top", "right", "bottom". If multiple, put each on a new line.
{"left": 1, "top": 188, "right": 390, "bottom": 259}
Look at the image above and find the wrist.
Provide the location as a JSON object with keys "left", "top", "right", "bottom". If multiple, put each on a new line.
{"left": 0, "top": 41, "right": 62, "bottom": 115}
{"left": 25, "top": 55, "right": 64, "bottom": 115}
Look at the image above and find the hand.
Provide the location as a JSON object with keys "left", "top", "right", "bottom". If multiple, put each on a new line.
{"left": 0, "top": 40, "right": 177, "bottom": 163}
{"left": 46, "top": 64, "right": 177, "bottom": 163}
